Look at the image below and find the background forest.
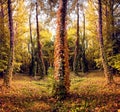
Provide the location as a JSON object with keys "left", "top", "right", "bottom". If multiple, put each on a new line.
{"left": 0, "top": 0, "right": 120, "bottom": 111}
{"left": 0, "top": 0, "right": 120, "bottom": 76}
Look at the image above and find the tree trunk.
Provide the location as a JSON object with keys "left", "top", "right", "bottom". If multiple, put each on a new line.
{"left": 29, "top": 12, "right": 33, "bottom": 54}
{"left": 81, "top": 13, "right": 88, "bottom": 73}
{"left": 105, "top": 0, "right": 116, "bottom": 55}
{"left": 29, "top": 10, "right": 36, "bottom": 76}
{"left": 73, "top": 0, "right": 80, "bottom": 75}
{"left": 98, "top": 0, "right": 114, "bottom": 84}
{"left": 0, "top": 0, "right": 4, "bottom": 31}
{"left": 3, "top": 0, "right": 14, "bottom": 87}
{"left": 53, "top": 0, "right": 70, "bottom": 99}
{"left": 110, "top": 0, "right": 117, "bottom": 54}
{"left": 35, "top": 2, "right": 46, "bottom": 77}
{"left": 0, "top": 0, "right": 4, "bottom": 39}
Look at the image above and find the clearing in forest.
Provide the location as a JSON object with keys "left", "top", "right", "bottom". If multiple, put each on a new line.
{"left": 0, "top": 71, "right": 120, "bottom": 112}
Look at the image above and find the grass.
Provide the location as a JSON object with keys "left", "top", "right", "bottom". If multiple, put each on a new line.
{"left": 0, "top": 71, "right": 120, "bottom": 112}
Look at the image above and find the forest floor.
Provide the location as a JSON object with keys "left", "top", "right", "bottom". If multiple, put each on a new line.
{"left": 0, "top": 70, "right": 120, "bottom": 112}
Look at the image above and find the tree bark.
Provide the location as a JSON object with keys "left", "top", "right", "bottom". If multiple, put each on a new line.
{"left": 29, "top": 10, "right": 35, "bottom": 76}
{"left": 98, "top": 0, "right": 114, "bottom": 84}
{"left": 81, "top": 13, "right": 88, "bottom": 73}
{"left": 53, "top": 0, "right": 70, "bottom": 99}
{"left": 0, "top": 0, "right": 4, "bottom": 38}
{"left": 73, "top": 0, "right": 80, "bottom": 75}
{"left": 29, "top": 11, "right": 33, "bottom": 52}
{"left": 105, "top": 0, "right": 116, "bottom": 55}
{"left": 35, "top": 1, "right": 46, "bottom": 77}
{"left": 110, "top": 0, "right": 117, "bottom": 54}
{"left": 3, "top": 0, "right": 14, "bottom": 87}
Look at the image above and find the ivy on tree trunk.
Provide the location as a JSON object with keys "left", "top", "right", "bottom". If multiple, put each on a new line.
{"left": 35, "top": 1, "right": 46, "bottom": 78}
{"left": 98, "top": 0, "right": 114, "bottom": 84}
{"left": 81, "top": 13, "right": 88, "bottom": 73}
{"left": 53, "top": 0, "right": 70, "bottom": 100}
{"left": 73, "top": 0, "right": 81, "bottom": 75}
{"left": 29, "top": 9, "right": 36, "bottom": 77}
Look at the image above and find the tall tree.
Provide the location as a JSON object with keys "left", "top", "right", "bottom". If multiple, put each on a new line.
{"left": 53, "top": 0, "right": 70, "bottom": 99}
{"left": 29, "top": 7, "right": 36, "bottom": 76}
{"left": 3, "top": 0, "right": 14, "bottom": 87}
{"left": 35, "top": 1, "right": 46, "bottom": 77}
{"left": 81, "top": 12, "right": 88, "bottom": 73}
{"left": 106, "top": 0, "right": 120, "bottom": 73}
{"left": 98, "top": 0, "right": 114, "bottom": 84}
{"left": 73, "top": 0, "right": 81, "bottom": 75}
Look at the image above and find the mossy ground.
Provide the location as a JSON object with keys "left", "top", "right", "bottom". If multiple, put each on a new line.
{"left": 0, "top": 71, "right": 120, "bottom": 112}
